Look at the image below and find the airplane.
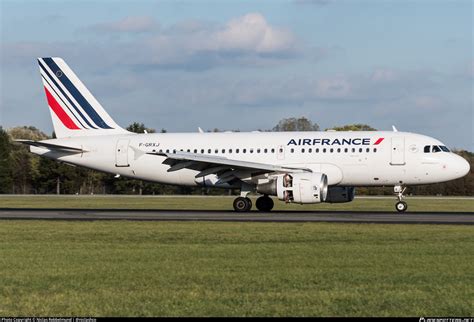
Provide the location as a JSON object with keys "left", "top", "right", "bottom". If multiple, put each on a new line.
{"left": 18, "top": 57, "right": 470, "bottom": 212}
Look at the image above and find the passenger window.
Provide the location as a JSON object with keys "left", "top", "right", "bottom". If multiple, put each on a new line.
{"left": 323, "top": 148, "right": 326, "bottom": 153}
{"left": 301, "top": 148, "right": 305, "bottom": 153}
{"left": 193, "top": 149, "right": 197, "bottom": 153}
{"left": 373, "top": 148, "right": 377, "bottom": 153}
{"left": 236, "top": 149, "right": 240, "bottom": 153}
{"left": 243, "top": 149, "right": 247, "bottom": 153}
{"left": 250, "top": 149, "right": 254, "bottom": 153}
{"left": 222, "top": 149, "right": 225, "bottom": 153}
{"left": 264, "top": 148, "right": 268, "bottom": 153}
{"left": 201, "top": 149, "right": 204, "bottom": 153}
{"left": 330, "top": 148, "right": 334, "bottom": 153}
{"left": 337, "top": 148, "right": 341, "bottom": 153}
{"left": 366, "top": 148, "right": 370, "bottom": 153}
{"left": 257, "top": 149, "right": 261, "bottom": 153}
{"left": 432, "top": 145, "right": 441, "bottom": 153}
{"left": 173, "top": 149, "right": 176, "bottom": 153}
{"left": 229, "top": 149, "right": 232, "bottom": 154}
{"left": 344, "top": 148, "right": 348, "bottom": 153}
{"left": 424, "top": 145, "right": 430, "bottom": 153}
{"left": 352, "top": 148, "right": 355, "bottom": 153}
{"left": 166, "top": 149, "right": 169, "bottom": 153}
{"left": 208, "top": 149, "right": 211, "bottom": 153}
{"left": 215, "top": 149, "right": 218, "bottom": 153}
{"left": 309, "top": 148, "right": 312, "bottom": 153}
{"left": 290, "top": 148, "right": 294, "bottom": 153}
{"left": 316, "top": 148, "right": 319, "bottom": 153}
{"left": 187, "top": 149, "right": 190, "bottom": 153}
{"left": 272, "top": 148, "right": 276, "bottom": 153}
{"left": 359, "top": 148, "right": 362, "bottom": 153}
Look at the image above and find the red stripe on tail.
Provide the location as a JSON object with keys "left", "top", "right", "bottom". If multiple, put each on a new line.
{"left": 44, "top": 87, "right": 80, "bottom": 130}
{"left": 374, "top": 138, "right": 384, "bottom": 145}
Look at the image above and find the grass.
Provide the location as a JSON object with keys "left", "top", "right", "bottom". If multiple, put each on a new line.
{"left": 0, "top": 221, "right": 473, "bottom": 316}
{"left": 0, "top": 195, "right": 473, "bottom": 212}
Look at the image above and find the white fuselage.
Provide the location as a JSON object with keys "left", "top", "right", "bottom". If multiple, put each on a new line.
{"left": 30, "top": 131, "right": 470, "bottom": 189}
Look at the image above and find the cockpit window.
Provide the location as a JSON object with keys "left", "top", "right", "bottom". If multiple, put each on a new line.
{"left": 432, "top": 145, "right": 441, "bottom": 153}
{"left": 424, "top": 145, "right": 450, "bottom": 153}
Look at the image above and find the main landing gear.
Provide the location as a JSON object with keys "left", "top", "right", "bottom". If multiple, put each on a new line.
{"left": 256, "top": 195, "right": 274, "bottom": 212}
{"left": 233, "top": 197, "right": 252, "bottom": 212}
{"left": 394, "top": 185, "right": 408, "bottom": 212}
{"left": 233, "top": 195, "right": 274, "bottom": 212}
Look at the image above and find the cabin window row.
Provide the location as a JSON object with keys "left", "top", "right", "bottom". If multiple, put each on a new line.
{"left": 290, "top": 147, "right": 378, "bottom": 153}
{"left": 153, "top": 147, "right": 378, "bottom": 154}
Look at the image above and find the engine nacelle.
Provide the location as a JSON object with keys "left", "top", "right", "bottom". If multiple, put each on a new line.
{"left": 257, "top": 173, "right": 328, "bottom": 204}
{"left": 325, "top": 187, "right": 355, "bottom": 203}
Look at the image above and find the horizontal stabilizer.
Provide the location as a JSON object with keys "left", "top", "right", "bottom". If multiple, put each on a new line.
{"left": 15, "top": 140, "right": 86, "bottom": 153}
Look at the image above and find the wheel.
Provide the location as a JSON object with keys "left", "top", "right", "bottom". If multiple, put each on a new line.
{"left": 233, "top": 197, "right": 252, "bottom": 212}
{"left": 395, "top": 201, "right": 408, "bottom": 212}
{"left": 256, "top": 196, "right": 274, "bottom": 212}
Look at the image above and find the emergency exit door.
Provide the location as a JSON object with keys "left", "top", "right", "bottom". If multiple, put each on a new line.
{"left": 115, "top": 139, "right": 130, "bottom": 167}
{"left": 390, "top": 137, "right": 405, "bottom": 165}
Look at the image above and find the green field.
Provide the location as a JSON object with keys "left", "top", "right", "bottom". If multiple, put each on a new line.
{"left": 0, "top": 220, "right": 473, "bottom": 316}
{"left": 0, "top": 196, "right": 473, "bottom": 316}
{"left": 0, "top": 195, "right": 473, "bottom": 212}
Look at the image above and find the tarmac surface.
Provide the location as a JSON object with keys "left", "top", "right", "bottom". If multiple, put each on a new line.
{"left": 0, "top": 208, "right": 473, "bottom": 224}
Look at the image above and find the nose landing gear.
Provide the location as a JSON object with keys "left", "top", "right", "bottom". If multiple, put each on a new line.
{"left": 394, "top": 185, "right": 408, "bottom": 212}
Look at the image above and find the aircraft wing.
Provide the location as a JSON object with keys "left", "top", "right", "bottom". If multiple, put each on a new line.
{"left": 148, "top": 151, "right": 311, "bottom": 182}
{"left": 15, "top": 140, "right": 86, "bottom": 153}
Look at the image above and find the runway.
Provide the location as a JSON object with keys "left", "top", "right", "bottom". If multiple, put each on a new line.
{"left": 0, "top": 208, "right": 473, "bottom": 224}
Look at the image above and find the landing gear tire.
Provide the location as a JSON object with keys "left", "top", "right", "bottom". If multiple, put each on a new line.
{"left": 396, "top": 201, "right": 408, "bottom": 213}
{"left": 256, "top": 196, "right": 274, "bottom": 212}
{"left": 233, "top": 197, "right": 252, "bottom": 212}
{"left": 394, "top": 185, "right": 408, "bottom": 213}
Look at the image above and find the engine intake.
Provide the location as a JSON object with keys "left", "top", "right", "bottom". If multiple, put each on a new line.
{"left": 257, "top": 172, "right": 328, "bottom": 204}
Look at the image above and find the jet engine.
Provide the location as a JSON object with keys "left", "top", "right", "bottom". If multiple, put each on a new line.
{"left": 257, "top": 172, "right": 328, "bottom": 204}
{"left": 325, "top": 187, "right": 355, "bottom": 203}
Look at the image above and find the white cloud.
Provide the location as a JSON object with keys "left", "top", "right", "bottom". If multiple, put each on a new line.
{"left": 2, "top": 13, "right": 302, "bottom": 72}
{"left": 213, "top": 13, "right": 296, "bottom": 54}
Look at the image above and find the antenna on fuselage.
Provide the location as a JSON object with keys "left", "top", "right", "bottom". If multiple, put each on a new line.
{"left": 198, "top": 127, "right": 204, "bottom": 133}
{"left": 392, "top": 125, "right": 398, "bottom": 132}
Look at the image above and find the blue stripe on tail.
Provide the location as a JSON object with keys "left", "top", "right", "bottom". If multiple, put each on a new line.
{"left": 39, "top": 59, "right": 97, "bottom": 129}
{"left": 42, "top": 58, "right": 113, "bottom": 129}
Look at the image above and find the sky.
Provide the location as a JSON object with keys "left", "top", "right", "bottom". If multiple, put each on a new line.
{"left": 1, "top": 0, "right": 473, "bottom": 150}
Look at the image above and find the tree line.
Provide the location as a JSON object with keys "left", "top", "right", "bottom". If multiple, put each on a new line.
{"left": 0, "top": 117, "right": 472, "bottom": 196}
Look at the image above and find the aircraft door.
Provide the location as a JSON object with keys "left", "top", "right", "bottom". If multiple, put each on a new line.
{"left": 277, "top": 145, "right": 285, "bottom": 160}
{"left": 115, "top": 139, "right": 130, "bottom": 167}
{"left": 390, "top": 137, "right": 405, "bottom": 165}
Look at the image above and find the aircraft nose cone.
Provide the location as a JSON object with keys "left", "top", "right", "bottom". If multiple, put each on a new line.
{"left": 454, "top": 155, "right": 470, "bottom": 178}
